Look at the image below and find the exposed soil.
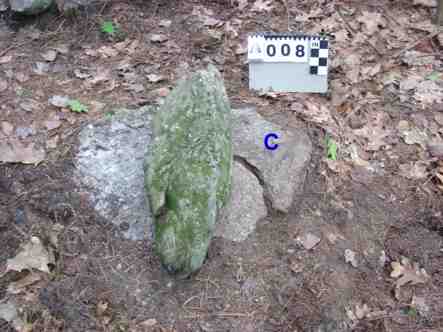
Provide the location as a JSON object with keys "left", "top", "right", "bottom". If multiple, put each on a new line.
{"left": 1, "top": 1, "right": 443, "bottom": 331}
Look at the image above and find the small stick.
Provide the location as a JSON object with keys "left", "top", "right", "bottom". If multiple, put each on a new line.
{"left": 282, "top": 0, "right": 291, "bottom": 31}
{"left": 0, "top": 41, "right": 28, "bottom": 57}
{"left": 182, "top": 295, "right": 200, "bottom": 309}
{"left": 391, "top": 29, "right": 442, "bottom": 59}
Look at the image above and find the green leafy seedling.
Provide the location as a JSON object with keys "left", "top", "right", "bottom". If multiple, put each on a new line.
{"left": 105, "top": 111, "right": 115, "bottom": 120}
{"left": 404, "top": 307, "right": 417, "bottom": 318}
{"left": 326, "top": 136, "right": 338, "bottom": 161}
{"left": 68, "top": 100, "right": 88, "bottom": 113}
{"left": 101, "top": 21, "right": 117, "bottom": 36}
{"left": 426, "top": 72, "right": 441, "bottom": 81}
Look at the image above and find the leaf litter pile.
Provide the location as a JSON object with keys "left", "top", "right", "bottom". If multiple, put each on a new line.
{"left": 0, "top": 0, "right": 443, "bottom": 332}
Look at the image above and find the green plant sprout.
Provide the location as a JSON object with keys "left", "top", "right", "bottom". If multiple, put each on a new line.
{"left": 68, "top": 99, "right": 88, "bottom": 113}
{"left": 101, "top": 21, "right": 117, "bottom": 35}
{"left": 326, "top": 136, "right": 337, "bottom": 160}
{"left": 426, "top": 72, "right": 441, "bottom": 81}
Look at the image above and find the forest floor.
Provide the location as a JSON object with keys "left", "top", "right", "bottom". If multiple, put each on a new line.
{"left": 0, "top": 0, "right": 442, "bottom": 331}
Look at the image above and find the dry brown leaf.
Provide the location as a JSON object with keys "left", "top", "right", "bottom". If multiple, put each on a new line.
{"left": 399, "top": 162, "right": 428, "bottom": 180}
{"left": 44, "top": 119, "right": 61, "bottom": 131}
{"left": 98, "top": 46, "right": 119, "bottom": 58}
{"left": 296, "top": 233, "right": 321, "bottom": 250}
{"left": 353, "top": 112, "right": 390, "bottom": 151}
{"left": 85, "top": 48, "right": 99, "bottom": 57}
{"left": 252, "top": 0, "right": 273, "bottom": 12}
{"left": 390, "top": 257, "right": 430, "bottom": 288}
{"left": 294, "top": 100, "right": 339, "bottom": 136}
{"left": 0, "top": 78, "right": 7, "bottom": 92}
{"left": 400, "top": 126, "right": 428, "bottom": 148}
{"left": 159, "top": 19, "right": 172, "bottom": 27}
{"left": 54, "top": 44, "right": 70, "bottom": 54}
{"left": 413, "top": 0, "right": 437, "bottom": 7}
{"left": 6, "top": 236, "right": 54, "bottom": 273}
{"left": 237, "top": 0, "right": 248, "bottom": 10}
{"left": 343, "top": 53, "right": 361, "bottom": 83}
{"left": 16, "top": 72, "right": 29, "bottom": 83}
{"left": 0, "top": 55, "right": 12, "bottom": 64}
{"left": 74, "top": 68, "right": 91, "bottom": 79}
{"left": 96, "top": 300, "right": 109, "bottom": 317}
{"left": 113, "top": 40, "right": 131, "bottom": 51}
{"left": 7, "top": 273, "right": 42, "bottom": 294}
{"left": 127, "top": 39, "right": 140, "bottom": 54}
{"left": 147, "top": 74, "right": 165, "bottom": 83}
{"left": 150, "top": 34, "right": 168, "bottom": 43}
{"left": 0, "top": 140, "right": 45, "bottom": 164}
{"left": 47, "top": 135, "right": 59, "bottom": 149}
{"left": 41, "top": 49, "right": 58, "bottom": 62}
{"left": 88, "top": 69, "right": 112, "bottom": 85}
{"left": 357, "top": 11, "right": 386, "bottom": 35}
{"left": 414, "top": 80, "right": 443, "bottom": 105}
{"left": 355, "top": 303, "right": 371, "bottom": 319}
{"left": 139, "top": 318, "right": 158, "bottom": 327}
{"left": 1, "top": 121, "right": 14, "bottom": 136}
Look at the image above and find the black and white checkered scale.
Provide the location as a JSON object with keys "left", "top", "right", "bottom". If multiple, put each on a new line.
{"left": 309, "top": 39, "right": 329, "bottom": 76}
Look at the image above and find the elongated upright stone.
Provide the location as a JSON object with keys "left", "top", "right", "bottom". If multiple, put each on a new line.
{"left": 144, "top": 66, "right": 232, "bottom": 278}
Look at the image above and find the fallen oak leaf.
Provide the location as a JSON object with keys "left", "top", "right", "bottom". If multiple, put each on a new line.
{"left": 390, "top": 257, "right": 430, "bottom": 288}
{"left": 0, "top": 140, "right": 45, "bottom": 164}
{"left": 6, "top": 236, "right": 55, "bottom": 274}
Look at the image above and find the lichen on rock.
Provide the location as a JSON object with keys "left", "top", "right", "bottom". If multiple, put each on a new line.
{"left": 144, "top": 65, "right": 232, "bottom": 278}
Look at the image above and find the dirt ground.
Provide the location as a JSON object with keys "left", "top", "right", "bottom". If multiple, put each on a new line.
{"left": 1, "top": 0, "right": 443, "bottom": 331}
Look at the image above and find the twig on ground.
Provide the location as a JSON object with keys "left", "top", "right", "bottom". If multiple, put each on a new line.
{"left": 391, "top": 28, "right": 443, "bottom": 59}
{"left": 282, "top": 0, "right": 291, "bottom": 31}
{"left": 183, "top": 312, "right": 252, "bottom": 319}
{"left": 182, "top": 295, "right": 200, "bottom": 310}
{"left": 0, "top": 41, "right": 28, "bottom": 57}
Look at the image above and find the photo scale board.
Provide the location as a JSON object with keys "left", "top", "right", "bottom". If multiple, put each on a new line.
{"left": 248, "top": 33, "right": 329, "bottom": 93}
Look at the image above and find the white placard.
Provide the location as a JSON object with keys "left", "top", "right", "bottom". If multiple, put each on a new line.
{"left": 248, "top": 36, "right": 308, "bottom": 63}
{"left": 262, "top": 39, "right": 308, "bottom": 63}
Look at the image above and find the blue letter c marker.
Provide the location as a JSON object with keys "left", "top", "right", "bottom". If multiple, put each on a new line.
{"left": 264, "top": 133, "right": 279, "bottom": 150}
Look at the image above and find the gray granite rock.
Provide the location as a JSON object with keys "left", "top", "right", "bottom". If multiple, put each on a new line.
{"left": 231, "top": 108, "right": 311, "bottom": 213}
{"left": 10, "top": 0, "right": 53, "bottom": 15}
{"left": 75, "top": 107, "right": 154, "bottom": 240}
{"left": 75, "top": 107, "right": 311, "bottom": 243}
{"left": 215, "top": 161, "right": 267, "bottom": 242}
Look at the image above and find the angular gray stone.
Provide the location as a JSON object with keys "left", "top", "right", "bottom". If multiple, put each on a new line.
{"left": 10, "top": 0, "right": 53, "bottom": 15}
{"left": 75, "top": 107, "right": 154, "bottom": 240}
{"left": 144, "top": 66, "right": 232, "bottom": 278}
{"left": 231, "top": 108, "right": 312, "bottom": 213}
{"left": 215, "top": 161, "right": 267, "bottom": 242}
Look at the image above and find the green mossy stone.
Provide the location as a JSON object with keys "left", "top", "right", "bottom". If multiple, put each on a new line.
{"left": 144, "top": 65, "right": 232, "bottom": 278}
{"left": 11, "top": 0, "right": 53, "bottom": 15}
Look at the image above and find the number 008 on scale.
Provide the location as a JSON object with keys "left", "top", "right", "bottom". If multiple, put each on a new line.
{"left": 249, "top": 38, "right": 308, "bottom": 63}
